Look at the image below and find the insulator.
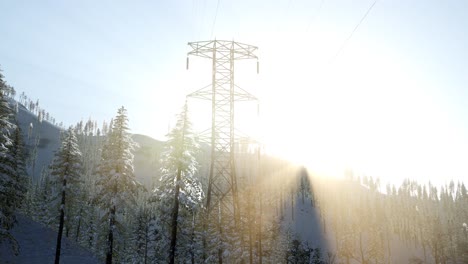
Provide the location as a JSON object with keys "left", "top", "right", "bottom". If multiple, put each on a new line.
{"left": 186, "top": 57, "right": 189, "bottom": 70}
{"left": 257, "top": 61, "right": 259, "bottom": 74}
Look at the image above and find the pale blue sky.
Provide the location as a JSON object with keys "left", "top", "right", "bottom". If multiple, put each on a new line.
{"left": 1, "top": 0, "right": 467, "bottom": 186}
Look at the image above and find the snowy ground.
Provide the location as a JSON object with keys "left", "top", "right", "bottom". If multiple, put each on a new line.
{"left": 283, "top": 194, "right": 329, "bottom": 250}
{"left": 0, "top": 214, "right": 100, "bottom": 264}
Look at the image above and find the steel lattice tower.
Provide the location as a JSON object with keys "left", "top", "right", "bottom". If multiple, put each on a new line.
{"left": 186, "top": 40, "right": 258, "bottom": 261}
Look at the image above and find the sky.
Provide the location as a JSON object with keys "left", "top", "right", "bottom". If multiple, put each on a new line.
{"left": 1, "top": 0, "right": 467, "bottom": 187}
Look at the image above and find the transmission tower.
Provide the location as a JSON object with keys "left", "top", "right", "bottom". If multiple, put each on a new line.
{"left": 186, "top": 40, "right": 259, "bottom": 261}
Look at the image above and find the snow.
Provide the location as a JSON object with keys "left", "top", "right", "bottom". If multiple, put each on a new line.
{"left": 16, "top": 100, "right": 164, "bottom": 186}
{"left": 282, "top": 193, "right": 329, "bottom": 250}
{"left": 7, "top": 97, "right": 438, "bottom": 263}
{"left": 16, "top": 102, "right": 61, "bottom": 183}
{"left": 0, "top": 214, "right": 100, "bottom": 263}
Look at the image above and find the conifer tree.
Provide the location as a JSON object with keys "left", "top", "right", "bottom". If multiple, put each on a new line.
{"left": 32, "top": 168, "right": 56, "bottom": 226}
{"left": 151, "top": 103, "right": 203, "bottom": 263}
{"left": 95, "top": 106, "right": 139, "bottom": 264}
{"left": 125, "top": 205, "right": 150, "bottom": 263}
{"left": 4, "top": 125, "right": 28, "bottom": 214}
{"left": 49, "top": 127, "right": 83, "bottom": 264}
{"left": 0, "top": 69, "right": 20, "bottom": 252}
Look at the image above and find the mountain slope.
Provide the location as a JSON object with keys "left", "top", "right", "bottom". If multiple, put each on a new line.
{"left": 15, "top": 100, "right": 165, "bottom": 186}
{"left": 16, "top": 102, "right": 61, "bottom": 182}
{"left": 132, "top": 133, "right": 164, "bottom": 187}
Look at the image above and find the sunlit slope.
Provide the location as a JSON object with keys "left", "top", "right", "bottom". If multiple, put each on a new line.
{"left": 132, "top": 134, "right": 164, "bottom": 187}
{"left": 308, "top": 173, "right": 427, "bottom": 263}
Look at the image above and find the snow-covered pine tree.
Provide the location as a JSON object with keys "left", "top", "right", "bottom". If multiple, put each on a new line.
{"left": 5, "top": 124, "right": 28, "bottom": 214}
{"left": 49, "top": 127, "right": 83, "bottom": 264}
{"left": 32, "top": 167, "right": 56, "bottom": 226}
{"left": 151, "top": 102, "right": 203, "bottom": 263}
{"left": 0, "top": 68, "right": 21, "bottom": 253}
{"left": 70, "top": 130, "right": 105, "bottom": 254}
{"left": 95, "top": 106, "right": 140, "bottom": 264}
{"left": 125, "top": 205, "right": 150, "bottom": 263}
{"left": 145, "top": 213, "right": 164, "bottom": 262}
{"left": 73, "top": 118, "right": 105, "bottom": 237}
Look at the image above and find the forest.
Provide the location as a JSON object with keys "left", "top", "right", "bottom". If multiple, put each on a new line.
{"left": 1, "top": 67, "right": 468, "bottom": 264}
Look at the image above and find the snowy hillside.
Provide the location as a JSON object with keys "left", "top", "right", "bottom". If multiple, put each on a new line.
{"left": 5, "top": 97, "right": 466, "bottom": 263}
{"left": 15, "top": 101, "right": 164, "bottom": 187}
{"left": 16, "top": 102, "right": 61, "bottom": 182}
{"left": 132, "top": 134, "right": 164, "bottom": 187}
{"left": 0, "top": 214, "right": 99, "bottom": 263}
{"left": 301, "top": 174, "right": 433, "bottom": 264}
{"left": 282, "top": 195, "right": 329, "bottom": 250}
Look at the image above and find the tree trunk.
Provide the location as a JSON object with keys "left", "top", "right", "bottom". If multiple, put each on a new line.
{"left": 218, "top": 204, "right": 223, "bottom": 264}
{"left": 258, "top": 191, "right": 263, "bottom": 264}
{"left": 88, "top": 218, "right": 94, "bottom": 248}
{"left": 75, "top": 208, "right": 82, "bottom": 242}
{"left": 190, "top": 214, "right": 195, "bottom": 264}
{"left": 249, "top": 224, "right": 253, "bottom": 264}
{"left": 291, "top": 189, "right": 294, "bottom": 221}
{"left": 106, "top": 205, "right": 115, "bottom": 264}
{"left": 144, "top": 217, "right": 148, "bottom": 264}
{"left": 359, "top": 232, "right": 365, "bottom": 264}
{"left": 54, "top": 179, "right": 66, "bottom": 264}
{"left": 249, "top": 200, "right": 253, "bottom": 264}
{"left": 423, "top": 243, "right": 426, "bottom": 264}
{"left": 202, "top": 214, "right": 208, "bottom": 262}
{"left": 65, "top": 223, "right": 70, "bottom": 238}
{"left": 386, "top": 227, "right": 391, "bottom": 264}
{"left": 169, "top": 168, "right": 182, "bottom": 264}
{"left": 280, "top": 189, "right": 284, "bottom": 218}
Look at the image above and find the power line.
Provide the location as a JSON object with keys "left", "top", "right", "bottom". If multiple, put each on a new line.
{"left": 191, "top": 0, "right": 205, "bottom": 40}
{"left": 330, "top": 0, "right": 379, "bottom": 63}
{"left": 191, "top": 0, "right": 199, "bottom": 40}
{"left": 306, "top": 0, "right": 326, "bottom": 32}
{"left": 210, "top": 0, "right": 221, "bottom": 38}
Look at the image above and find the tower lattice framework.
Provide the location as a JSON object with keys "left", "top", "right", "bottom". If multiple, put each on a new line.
{"left": 186, "top": 40, "right": 258, "bottom": 260}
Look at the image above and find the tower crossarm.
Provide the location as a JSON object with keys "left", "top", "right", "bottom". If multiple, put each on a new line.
{"left": 187, "top": 84, "right": 212, "bottom": 100}
{"left": 188, "top": 40, "right": 258, "bottom": 60}
{"left": 188, "top": 84, "right": 257, "bottom": 101}
{"left": 234, "top": 84, "right": 257, "bottom": 101}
